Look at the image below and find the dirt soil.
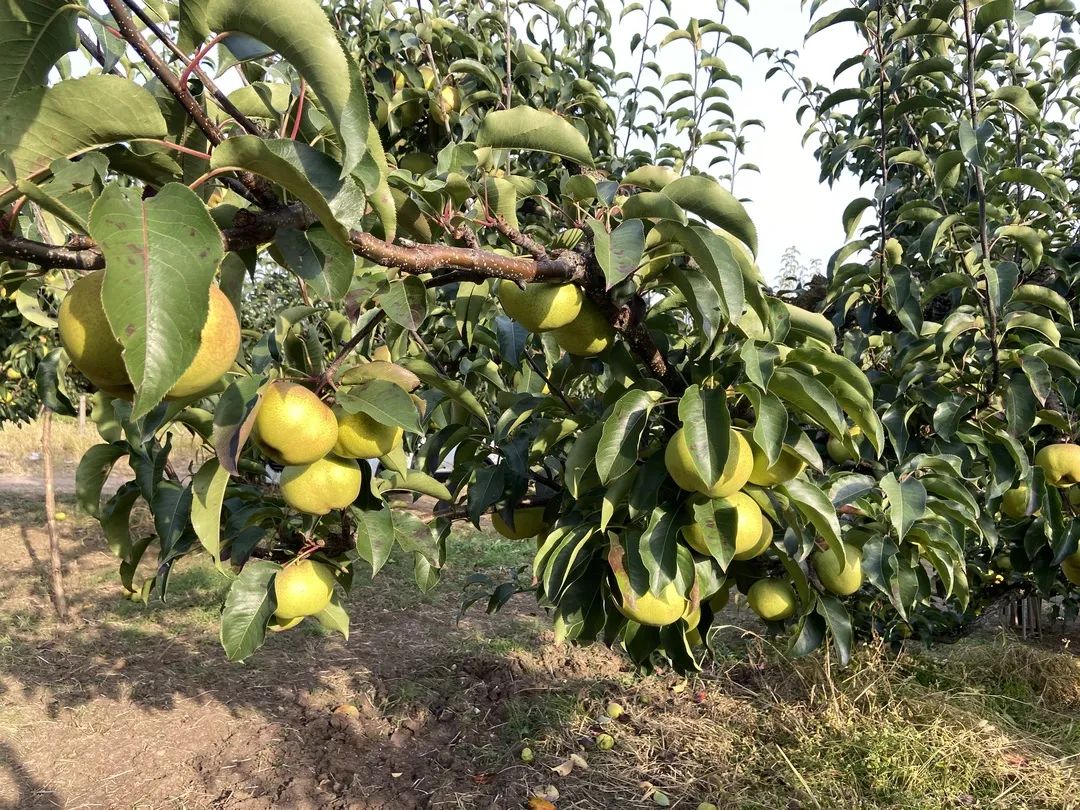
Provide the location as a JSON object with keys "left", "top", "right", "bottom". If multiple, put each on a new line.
{"left": 0, "top": 495, "right": 642, "bottom": 810}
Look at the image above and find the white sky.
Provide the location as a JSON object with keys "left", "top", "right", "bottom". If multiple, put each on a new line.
{"left": 611, "top": 1, "right": 867, "bottom": 283}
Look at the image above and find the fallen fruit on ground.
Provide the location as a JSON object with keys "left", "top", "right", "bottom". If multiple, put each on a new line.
{"left": 254, "top": 381, "right": 338, "bottom": 465}
{"left": 280, "top": 456, "right": 363, "bottom": 515}
{"left": 334, "top": 408, "right": 403, "bottom": 459}
{"left": 596, "top": 733, "right": 615, "bottom": 750}
{"left": 747, "top": 578, "right": 797, "bottom": 621}
{"left": 273, "top": 559, "right": 336, "bottom": 621}
{"left": 498, "top": 280, "right": 583, "bottom": 332}
{"left": 812, "top": 542, "right": 864, "bottom": 596}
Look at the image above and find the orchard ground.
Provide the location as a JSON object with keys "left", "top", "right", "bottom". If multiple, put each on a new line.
{"left": 2, "top": 424, "right": 1080, "bottom": 809}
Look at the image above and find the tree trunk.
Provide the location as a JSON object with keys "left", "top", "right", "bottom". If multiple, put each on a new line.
{"left": 41, "top": 409, "right": 69, "bottom": 621}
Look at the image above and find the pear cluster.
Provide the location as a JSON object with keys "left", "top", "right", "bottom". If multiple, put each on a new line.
{"left": 253, "top": 378, "right": 404, "bottom": 516}
{"left": 58, "top": 270, "right": 241, "bottom": 400}
{"left": 497, "top": 280, "right": 614, "bottom": 357}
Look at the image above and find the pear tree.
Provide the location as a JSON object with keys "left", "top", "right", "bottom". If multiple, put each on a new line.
{"left": 0, "top": 0, "right": 1077, "bottom": 670}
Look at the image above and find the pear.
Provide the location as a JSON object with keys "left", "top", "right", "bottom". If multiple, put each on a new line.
{"left": 254, "top": 382, "right": 338, "bottom": 465}
{"left": 812, "top": 542, "right": 864, "bottom": 596}
{"left": 747, "top": 442, "right": 805, "bottom": 487}
{"left": 827, "top": 425, "right": 863, "bottom": 464}
{"left": 274, "top": 559, "right": 336, "bottom": 620}
{"left": 1034, "top": 443, "right": 1080, "bottom": 488}
{"left": 665, "top": 428, "right": 752, "bottom": 499}
{"left": 280, "top": 456, "right": 363, "bottom": 515}
{"left": 611, "top": 566, "right": 687, "bottom": 627}
{"left": 498, "top": 279, "right": 583, "bottom": 332}
{"left": 551, "top": 304, "right": 613, "bottom": 356}
{"left": 58, "top": 270, "right": 239, "bottom": 399}
{"left": 491, "top": 506, "right": 548, "bottom": 540}
{"left": 1001, "top": 485, "right": 1037, "bottom": 519}
{"left": 334, "top": 408, "right": 403, "bottom": 459}
{"left": 682, "top": 492, "right": 763, "bottom": 558}
{"left": 747, "top": 578, "right": 797, "bottom": 621}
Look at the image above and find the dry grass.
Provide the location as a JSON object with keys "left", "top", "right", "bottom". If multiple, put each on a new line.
{"left": 0, "top": 415, "right": 207, "bottom": 476}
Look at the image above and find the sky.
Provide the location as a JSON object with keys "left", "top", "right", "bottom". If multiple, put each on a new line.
{"left": 609, "top": 1, "right": 868, "bottom": 283}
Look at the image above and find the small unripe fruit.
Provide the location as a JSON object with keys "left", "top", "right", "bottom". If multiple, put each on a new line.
{"left": 596, "top": 733, "right": 615, "bottom": 750}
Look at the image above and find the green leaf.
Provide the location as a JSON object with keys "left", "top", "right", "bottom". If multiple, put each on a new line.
{"left": 89, "top": 183, "right": 225, "bottom": 419}
{"left": 201, "top": 0, "right": 369, "bottom": 176}
{"left": 75, "top": 444, "right": 127, "bottom": 518}
{"left": 842, "top": 197, "right": 874, "bottom": 240}
{"left": 0, "top": 0, "right": 78, "bottom": 101}
{"left": 220, "top": 559, "right": 279, "bottom": 662}
{"left": 1003, "top": 312, "right": 1060, "bottom": 346}
{"left": 384, "top": 469, "right": 452, "bottom": 502}
{"left": 336, "top": 379, "right": 421, "bottom": 433}
{"left": 690, "top": 497, "right": 737, "bottom": 570}
{"left": 398, "top": 357, "right": 488, "bottom": 427}
{"left": 678, "top": 385, "right": 730, "bottom": 486}
{"left": 817, "top": 593, "right": 853, "bottom": 665}
{"left": 661, "top": 175, "right": 758, "bottom": 255}
{"left": 0, "top": 75, "right": 167, "bottom": 202}
{"left": 880, "top": 473, "right": 926, "bottom": 541}
{"left": 620, "top": 192, "right": 687, "bottom": 223}
{"left": 667, "top": 224, "right": 745, "bottom": 323}
{"left": 589, "top": 217, "right": 645, "bottom": 289}
{"left": 191, "top": 458, "right": 231, "bottom": 570}
{"left": 100, "top": 482, "right": 141, "bottom": 560}
{"left": 213, "top": 374, "right": 267, "bottom": 475}
{"left": 274, "top": 226, "right": 356, "bottom": 302}
{"left": 958, "top": 118, "right": 987, "bottom": 170}
{"left": 990, "top": 86, "right": 1039, "bottom": 121}
{"left": 211, "top": 137, "right": 366, "bottom": 245}
{"left": 377, "top": 276, "right": 429, "bottom": 331}
{"left": 779, "top": 478, "right": 843, "bottom": 553}
{"left": 976, "top": 0, "right": 1014, "bottom": 31}
{"left": 476, "top": 107, "right": 593, "bottom": 166}
{"left": 596, "top": 389, "right": 660, "bottom": 483}
{"left": 1009, "top": 285, "right": 1073, "bottom": 325}
{"left": 313, "top": 595, "right": 350, "bottom": 640}
{"left": 768, "top": 367, "right": 847, "bottom": 438}
{"left": 805, "top": 7, "right": 866, "bottom": 40}
{"left": 995, "top": 224, "right": 1043, "bottom": 268}
{"left": 354, "top": 506, "right": 396, "bottom": 576}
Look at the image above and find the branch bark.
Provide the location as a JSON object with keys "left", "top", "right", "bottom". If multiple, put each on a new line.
{"left": 41, "top": 410, "right": 69, "bottom": 621}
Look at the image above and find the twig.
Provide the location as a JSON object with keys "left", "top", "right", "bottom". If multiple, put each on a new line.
{"left": 118, "top": 0, "right": 268, "bottom": 138}
{"left": 79, "top": 28, "right": 122, "bottom": 76}
{"left": 524, "top": 352, "right": 576, "bottom": 413}
{"left": 492, "top": 215, "right": 548, "bottom": 260}
{"left": 315, "top": 310, "right": 387, "bottom": 393}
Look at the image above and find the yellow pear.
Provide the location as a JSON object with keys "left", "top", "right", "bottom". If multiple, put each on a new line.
{"left": 665, "top": 428, "right": 752, "bottom": 498}
{"left": 1062, "top": 552, "right": 1080, "bottom": 586}
{"left": 279, "top": 456, "right": 363, "bottom": 515}
{"left": 747, "top": 578, "right": 797, "bottom": 621}
{"left": 812, "top": 542, "right": 864, "bottom": 596}
{"left": 1001, "top": 485, "right": 1037, "bottom": 519}
{"left": 1034, "top": 443, "right": 1080, "bottom": 488}
{"left": 58, "top": 271, "right": 130, "bottom": 391}
{"left": 827, "top": 425, "right": 863, "bottom": 464}
{"left": 747, "top": 441, "right": 805, "bottom": 487}
{"left": 429, "top": 85, "right": 460, "bottom": 124}
{"left": 611, "top": 566, "right": 687, "bottom": 627}
{"left": 334, "top": 408, "right": 403, "bottom": 459}
{"left": 683, "top": 492, "right": 763, "bottom": 558}
{"left": 737, "top": 515, "right": 773, "bottom": 561}
{"left": 491, "top": 506, "right": 548, "bottom": 540}
{"left": 551, "top": 303, "right": 613, "bottom": 356}
{"left": 498, "top": 279, "right": 583, "bottom": 332}
{"left": 274, "top": 559, "right": 336, "bottom": 620}
{"left": 59, "top": 270, "right": 240, "bottom": 399}
{"left": 254, "top": 382, "right": 338, "bottom": 465}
